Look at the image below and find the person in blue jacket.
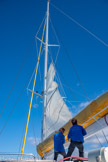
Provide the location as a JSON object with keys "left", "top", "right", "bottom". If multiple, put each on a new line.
{"left": 54, "top": 128, "right": 66, "bottom": 161}
{"left": 66, "top": 118, "right": 87, "bottom": 161}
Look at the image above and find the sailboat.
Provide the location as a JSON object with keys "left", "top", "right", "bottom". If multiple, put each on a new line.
{"left": 0, "top": 0, "right": 108, "bottom": 162}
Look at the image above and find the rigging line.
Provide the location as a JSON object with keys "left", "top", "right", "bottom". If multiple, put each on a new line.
{"left": 31, "top": 111, "right": 37, "bottom": 147}
{"left": 27, "top": 47, "right": 44, "bottom": 90}
{"left": 28, "top": 84, "right": 37, "bottom": 148}
{"left": 18, "top": 94, "right": 31, "bottom": 155}
{"left": 27, "top": 65, "right": 37, "bottom": 89}
{"left": 48, "top": 50, "right": 67, "bottom": 99}
{"left": 46, "top": 87, "right": 58, "bottom": 112}
{"left": 27, "top": 94, "right": 39, "bottom": 160}
{"left": 62, "top": 83, "right": 88, "bottom": 99}
{"left": 50, "top": 2, "right": 108, "bottom": 48}
{"left": 102, "top": 129, "right": 108, "bottom": 145}
{"left": 0, "top": 37, "right": 36, "bottom": 119}
{"left": 66, "top": 100, "right": 82, "bottom": 103}
{"left": 35, "top": 14, "right": 46, "bottom": 37}
{"left": 95, "top": 134, "right": 103, "bottom": 147}
{"left": 0, "top": 72, "right": 31, "bottom": 136}
{"left": 49, "top": 18, "right": 90, "bottom": 102}
{"left": 49, "top": 16, "right": 60, "bottom": 45}
{"left": 49, "top": 16, "right": 61, "bottom": 64}
{"left": 21, "top": 21, "right": 46, "bottom": 159}
{"left": 55, "top": 46, "right": 60, "bottom": 65}
{"left": 18, "top": 126, "right": 26, "bottom": 156}
{"left": 36, "top": 38, "right": 42, "bottom": 87}
{"left": 56, "top": 66, "right": 67, "bottom": 98}
{"left": 55, "top": 63, "right": 79, "bottom": 103}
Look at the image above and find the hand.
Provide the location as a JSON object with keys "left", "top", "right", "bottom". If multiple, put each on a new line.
{"left": 68, "top": 138, "right": 71, "bottom": 142}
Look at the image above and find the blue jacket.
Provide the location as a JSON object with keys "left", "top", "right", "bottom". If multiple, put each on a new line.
{"left": 54, "top": 132, "right": 65, "bottom": 152}
{"left": 68, "top": 124, "right": 87, "bottom": 143}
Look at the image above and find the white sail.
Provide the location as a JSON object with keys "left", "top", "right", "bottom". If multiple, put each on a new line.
{"left": 85, "top": 114, "right": 108, "bottom": 139}
{"left": 43, "top": 63, "right": 72, "bottom": 140}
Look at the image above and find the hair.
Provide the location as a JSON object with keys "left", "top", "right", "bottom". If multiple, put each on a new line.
{"left": 71, "top": 118, "right": 77, "bottom": 125}
{"left": 59, "top": 127, "right": 65, "bottom": 132}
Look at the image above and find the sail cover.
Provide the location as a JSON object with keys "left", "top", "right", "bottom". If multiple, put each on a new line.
{"left": 43, "top": 63, "right": 72, "bottom": 140}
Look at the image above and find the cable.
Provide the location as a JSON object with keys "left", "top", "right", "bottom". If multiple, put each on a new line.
{"left": 35, "top": 14, "right": 46, "bottom": 37}
{"left": 62, "top": 83, "right": 88, "bottom": 99}
{"left": 0, "top": 14, "right": 46, "bottom": 120}
{"left": 49, "top": 16, "right": 61, "bottom": 64}
{"left": 56, "top": 64, "right": 79, "bottom": 103}
{"left": 50, "top": 2, "right": 108, "bottom": 48}
{"left": 0, "top": 37, "right": 35, "bottom": 119}
{"left": 0, "top": 72, "right": 31, "bottom": 135}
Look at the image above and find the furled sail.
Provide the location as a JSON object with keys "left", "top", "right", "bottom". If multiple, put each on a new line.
{"left": 42, "top": 63, "right": 72, "bottom": 140}
{"left": 85, "top": 114, "right": 108, "bottom": 139}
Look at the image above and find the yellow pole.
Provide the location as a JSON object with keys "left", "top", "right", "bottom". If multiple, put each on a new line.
{"left": 21, "top": 22, "right": 46, "bottom": 160}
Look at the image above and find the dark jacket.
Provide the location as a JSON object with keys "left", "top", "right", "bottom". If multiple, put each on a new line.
{"left": 68, "top": 124, "right": 87, "bottom": 143}
{"left": 54, "top": 132, "right": 65, "bottom": 152}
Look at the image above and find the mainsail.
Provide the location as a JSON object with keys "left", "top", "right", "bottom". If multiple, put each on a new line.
{"left": 42, "top": 63, "right": 72, "bottom": 140}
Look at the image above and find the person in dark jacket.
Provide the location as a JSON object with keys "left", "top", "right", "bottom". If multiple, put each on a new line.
{"left": 66, "top": 118, "right": 87, "bottom": 162}
{"left": 54, "top": 128, "right": 66, "bottom": 161}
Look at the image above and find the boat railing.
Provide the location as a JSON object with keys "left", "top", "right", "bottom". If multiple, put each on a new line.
{"left": 0, "top": 153, "right": 36, "bottom": 161}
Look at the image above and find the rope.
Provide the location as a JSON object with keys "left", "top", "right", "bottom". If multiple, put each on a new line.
{"left": 21, "top": 21, "right": 46, "bottom": 159}
{"left": 57, "top": 156, "right": 88, "bottom": 162}
{"left": 50, "top": 2, "right": 108, "bottom": 48}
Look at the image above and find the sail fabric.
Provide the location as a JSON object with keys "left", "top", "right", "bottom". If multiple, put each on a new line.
{"left": 43, "top": 63, "right": 72, "bottom": 140}
{"left": 85, "top": 114, "right": 108, "bottom": 139}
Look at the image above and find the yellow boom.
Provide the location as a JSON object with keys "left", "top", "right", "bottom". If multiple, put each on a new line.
{"left": 37, "top": 91, "right": 108, "bottom": 157}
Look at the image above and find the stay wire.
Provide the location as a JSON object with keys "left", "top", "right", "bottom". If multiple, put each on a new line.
{"left": 18, "top": 93, "right": 32, "bottom": 155}
{"left": 48, "top": 49, "right": 67, "bottom": 98}
{"left": 0, "top": 15, "right": 46, "bottom": 119}
{"left": 36, "top": 39, "right": 42, "bottom": 87}
{"left": 95, "top": 134, "right": 103, "bottom": 147}
{"left": 0, "top": 37, "right": 35, "bottom": 119}
{"left": 0, "top": 72, "right": 32, "bottom": 135}
{"left": 50, "top": 2, "right": 108, "bottom": 48}
{"left": 55, "top": 63, "right": 79, "bottom": 104}
{"left": 49, "top": 16, "right": 61, "bottom": 64}
{"left": 47, "top": 20, "right": 79, "bottom": 103}
{"left": 62, "top": 83, "right": 88, "bottom": 99}
{"left": 102, "top": 129, "right": 108, "bottom": 145}
{"left": 49, "top": 17, "right": 90, "bottom": 101}
{"left": 35, "top": 14, "right": 46, "bottom": 37}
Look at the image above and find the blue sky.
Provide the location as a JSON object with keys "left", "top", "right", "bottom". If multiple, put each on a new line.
{"left": 0, "top": 0, "right": 108, "bottom": 159}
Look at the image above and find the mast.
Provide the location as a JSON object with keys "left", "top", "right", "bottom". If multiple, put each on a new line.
{"left": 42, "top": 0, "right": 49, "bottom": 140}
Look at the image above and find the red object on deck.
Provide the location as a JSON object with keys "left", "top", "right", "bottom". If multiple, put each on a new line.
{"left": 57, "top": 156, "right": 88, "bottom": 162}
